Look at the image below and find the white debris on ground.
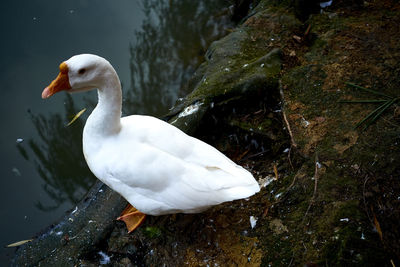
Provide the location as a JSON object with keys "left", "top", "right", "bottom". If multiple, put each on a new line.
{"left": 301, "top": 117, "right": 310, "bottom": 128}
{"left": 250, "top": 216, "right": 258, "bottom": 229}
{"left": 320, "top": 1, "right": 333, "bottom": 8}
{"left": 71, "top": 206, "right": 78, "bottom": 214}
{"left": 98, "top": 251, "right": 111, "bottom": 265}
{"left": 258, "top": 175, "right": 275, "bottom": 188}
{"left": 178, "top": 102, "right": 203, "bottom": 118}
{"left": 170, "top": 102, "right": 204, "bottom": 125}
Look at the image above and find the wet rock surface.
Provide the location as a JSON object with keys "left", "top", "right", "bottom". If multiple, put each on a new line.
{"left": 13, "top": 1, "right": 400, "bottom": 266}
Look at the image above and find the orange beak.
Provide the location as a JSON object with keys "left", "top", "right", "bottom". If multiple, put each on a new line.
{"left": 42, "top": 62, "right": 71, "bottom": 99}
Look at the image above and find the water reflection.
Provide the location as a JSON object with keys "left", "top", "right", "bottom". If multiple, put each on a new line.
{"left": 21, "top": 95, "right": 96, "bottom": 211}
{"left": 125, "top": 0, "right": 232, "bottom": 116}
{"left": 20, "top": 0, "right": 232, "bottom": 211}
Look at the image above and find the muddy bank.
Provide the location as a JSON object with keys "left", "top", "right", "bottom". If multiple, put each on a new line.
{"left": 13, "top": 0, "right": 400, "bottom": 266}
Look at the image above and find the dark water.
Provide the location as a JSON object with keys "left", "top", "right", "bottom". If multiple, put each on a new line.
{"left": 0, "top": 0, "right": 232, "bottom": 263}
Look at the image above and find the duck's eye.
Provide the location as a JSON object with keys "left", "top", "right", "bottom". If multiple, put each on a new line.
{"left": 78, "top": 68, "right": 86, "bottom": 75}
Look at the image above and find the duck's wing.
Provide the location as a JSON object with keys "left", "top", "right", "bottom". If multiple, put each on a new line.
{"left": 101, "top": 115, "right": 260, "bottom": 213}
{"left": 122, "top": 115, "right": 240, "bottom": 168}
{"left": 121, "top": 115, "right": 259, "bottom": 186}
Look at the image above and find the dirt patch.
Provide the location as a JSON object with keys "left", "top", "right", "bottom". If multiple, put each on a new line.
{"left": 280, "top": 1, "right": 400, "bottom": 264}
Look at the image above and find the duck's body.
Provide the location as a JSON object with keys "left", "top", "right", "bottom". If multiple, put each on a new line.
{"left": 43, "top": 54, "right": 260, "bottom": 224}
{"left": 85, "top": 113, "right": 259, "bottom": 215}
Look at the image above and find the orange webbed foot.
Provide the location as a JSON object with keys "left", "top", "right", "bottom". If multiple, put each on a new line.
{"left": 117, "top": 204, "right": 146, "bottom": 233}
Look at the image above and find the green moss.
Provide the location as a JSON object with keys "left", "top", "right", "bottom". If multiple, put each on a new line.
{"left": 316, "top": 201, "right": 387, "bottom": 266}
{"left": 143, "top": 226, "right": 162, "bottom": 239}
{"left": 308, "top": 12, "right": 345, "bottom": 33}
{"left": 230, "top": 118, "right": 273, "bottom": 136}
{"left": 257, "top": 1, "right": 398, "bottom": 265}
{"left": 189, "top": 48, "right": 282, "bottom": 101}
{"left": 283, "top": 64, "right": 326, "bottom": 92}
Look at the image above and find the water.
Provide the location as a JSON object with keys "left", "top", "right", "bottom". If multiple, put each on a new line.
{"left": 0, "top": 0, "right": 232, "bottom": 263}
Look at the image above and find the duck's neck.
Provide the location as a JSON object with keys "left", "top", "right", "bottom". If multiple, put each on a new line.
{"left": 85, "top": 70, "right": 122, "bottom": 138}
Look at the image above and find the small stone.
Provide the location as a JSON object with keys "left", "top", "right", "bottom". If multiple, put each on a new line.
{"left": 119, "top": 257, "right": 133, "bottom": 266}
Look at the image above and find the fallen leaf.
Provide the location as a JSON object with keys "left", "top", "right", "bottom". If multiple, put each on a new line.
{"left": 6, "top": 239, "right": 33, "bottom": 247}
{"left": 67, "top": 108, "right": 86, "bottom": 126}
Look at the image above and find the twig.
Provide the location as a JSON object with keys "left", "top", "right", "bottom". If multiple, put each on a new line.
{"left": 288, "top": 171, "right": 297, "bottom": 189}
{"left": 382, "top": 114, "right": 400, "bottom": 127}
{"left": 286, "top": 163, "right": 309, "bottom": 193}
{"left": 279, "top": 83, "right": 297, "bottom": 171}
{"left": 288, "top": 147, "right": 294, "bottom": 170}
{"left": 282, "top": 106, "right": 297, "bottom": 148}
{"left": 302, "top": 154, "right": 319, "bottom": 224}
{"left": 362, "top": 175, "right": 372, "bottom": 223}
{"left": 280, "top": 86, "right": 297, "bottom": 148}
{"left": 338, "top": 100, "right": 387, "bottom": 103}
{"left": 273, "top": 163, "right": 279, "bottom": 180}
{"left": 304, "top": 24, "right": 311, "bottom": 36}
{"left": 288, "top": 253, "right": 294, "bottom": 267}
{"left": 240, "top": 149, "right": 269, "bottom": 161}
{"left": 267, "top": 169, "right": 298, "bottom": 208}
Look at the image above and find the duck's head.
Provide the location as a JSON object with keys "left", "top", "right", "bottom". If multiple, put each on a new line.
{"left": 42, "top": 54, "right": 114, "bottom": 99}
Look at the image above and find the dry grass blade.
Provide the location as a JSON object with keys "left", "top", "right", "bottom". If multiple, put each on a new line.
{"left": 355, "top": 100, "right": 391, "bottom": 129}
{"left": 67, "top": 108, "right": 86, "bottom": 126}
{"left": 341, "top": 82, "right": 399, "bottom": 130}
{"left": 345, "top": 82, "right": 392, "bottom": 98}
{"left": 6, "top": 239, "right": 33, "bottom": 247}
{"left": 361, "top": 98, "right": 397, "bottom": 130}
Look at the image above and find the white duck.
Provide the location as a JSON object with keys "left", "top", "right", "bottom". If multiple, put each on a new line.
{"left": 42, "top": 54, "right": 260, "bottom": 232}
